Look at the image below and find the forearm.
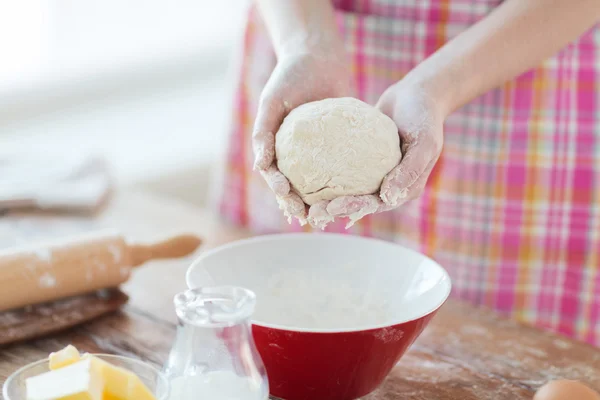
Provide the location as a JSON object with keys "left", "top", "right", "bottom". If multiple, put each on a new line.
{"left": 404, "top": 0, "right": 600, "bottom": 115}
{"left": 256, "top": 0, "right": 341, "bottom": 56}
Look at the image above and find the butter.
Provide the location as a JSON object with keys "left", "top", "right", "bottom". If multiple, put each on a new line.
{"left": 26, "top": 358, "right": 103, "bottom": 400}
{"left": 49, "top": 345, "right": 81, "bottom": 370}
{"left": 90, "top": 356, "right": 156, "bottom": 400}
{"left": 127, "top": 375, "right": 157, "bottom": 400}
{"left": 97, "top": 360, "right": 131, "bottom": 398}
{"left": 28, "top": 348, "right": 157, "bottom": 400}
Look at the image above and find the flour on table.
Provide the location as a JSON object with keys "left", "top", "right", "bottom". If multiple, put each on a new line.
{"left": 94, "top": 259, "right": 107, "bottom": 272}
{"left": 32, "top": 248, "right": 52, "bottom": 262}
{"left": 107, "top": 244, "right": 122, "bottom": 262}
{"left": 38, "top": 272, "right": 57, "bottom": 288}
{"left": 553, "top": 339, "right": 572, "bottom": 350}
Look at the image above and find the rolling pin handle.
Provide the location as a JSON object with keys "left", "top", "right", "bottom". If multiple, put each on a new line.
{"left": 129, "top": 234, "right": 202, "bottom": 267}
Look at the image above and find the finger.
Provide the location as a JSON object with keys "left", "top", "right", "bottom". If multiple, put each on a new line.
{"left": 380, "top": 135, "right": 439, "bottom": 207}
{"left": 326, "top": 195, "right": 379, "bottom": 216}
{"left": 373, "top": 159, "right": 434, "bottom": 214}
{"left": 276, "top": 192, "right": 307, "bottom": 225}
{"left": 403, "top": 157, "right": 436, "bottom": 202}
{"left": 376, "top": 201, "right": 396, "bottom": 214}
{"left": 380, "top": 154, "right": 437, "bottom": 209}
{"left": 327, "top": 195, "right": 380, "bottom": 228}
{"left": 252, "top": 96, "right": 286, "bottom": 171}
{"left": 307, "top": 201, "right": 334, "bottom": 230}
{"left": 260, "top": 163, "right": 290, "bottom": 197}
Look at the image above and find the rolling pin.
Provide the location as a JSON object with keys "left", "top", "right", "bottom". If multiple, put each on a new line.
{"left": 0, "top": 230, "right": 202, "bottom": 312}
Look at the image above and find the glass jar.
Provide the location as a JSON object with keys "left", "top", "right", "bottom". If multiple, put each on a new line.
{"left": 162, "top": 286, "right": 269, "bottom": 400}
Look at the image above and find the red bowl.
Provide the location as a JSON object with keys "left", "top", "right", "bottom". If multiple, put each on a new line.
{"left": 187, "top": 233, "right": 451, "bottom": 400}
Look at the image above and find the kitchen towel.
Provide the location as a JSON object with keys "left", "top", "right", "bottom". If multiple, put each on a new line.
{"left": 0, "top": 154, "right": 112, "bottom": 213}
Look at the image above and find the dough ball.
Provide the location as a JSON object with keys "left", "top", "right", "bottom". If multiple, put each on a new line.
{"left": 275, "top": 97, "right": 402, "bottom": 206}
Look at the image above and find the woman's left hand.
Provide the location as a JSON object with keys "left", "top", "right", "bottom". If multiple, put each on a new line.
{"left": 308, "top": 82, "right": 446, "bottom": 228}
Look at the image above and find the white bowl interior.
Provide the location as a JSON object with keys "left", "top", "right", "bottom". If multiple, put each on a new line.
{"left": 186, "top": 233, "right": 451, "bottom": 332}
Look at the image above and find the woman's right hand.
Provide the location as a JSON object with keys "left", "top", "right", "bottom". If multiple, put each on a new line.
{"left": 252, "top": 41, "right": 354, "bottom": 224}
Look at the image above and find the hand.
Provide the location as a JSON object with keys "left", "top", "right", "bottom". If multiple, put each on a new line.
{"left": 308, "top": 82, "right": 445, "bottom": 228}
{"left": 253, "top": 43, "right": 354, "bottom": 224}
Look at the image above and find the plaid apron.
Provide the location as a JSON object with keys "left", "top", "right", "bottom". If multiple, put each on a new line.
{"left": 213, "top": 0, "right": 600, "bottom": 346}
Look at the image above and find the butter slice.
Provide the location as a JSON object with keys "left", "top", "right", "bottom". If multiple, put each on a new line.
{"left": 97, "top": 359, "right": 156, "bottom": 400}
{"left": 83, "top": 355, "right": 157, "bottom": 400}
{"left": 95, "top": 359, "right": 131, "bottom": 399}
{"left": 26, "top": 358, "right": 103, "bottom": 400}
{"left": 49, "top": 345, "right": 81, "bottom": 370}
{"left": 127, "top": 375, "right": 157, "bottom": 400}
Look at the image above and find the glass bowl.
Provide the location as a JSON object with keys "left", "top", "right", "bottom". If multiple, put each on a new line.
{"left": 3, "top": 354, "right": 170, "bottom": 400}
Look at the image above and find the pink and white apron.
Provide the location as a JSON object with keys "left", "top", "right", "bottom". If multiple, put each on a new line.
{"left": 213, "top": 0, "right": 600, "bottom": 346}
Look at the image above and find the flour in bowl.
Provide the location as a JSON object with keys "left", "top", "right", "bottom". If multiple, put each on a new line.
{"left": 255, "top": 267, "right": 394, "bottom": 329}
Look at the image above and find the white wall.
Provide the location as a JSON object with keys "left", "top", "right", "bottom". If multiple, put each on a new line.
{"left": 0, "top": 0, "right": 251, "bottom": 206}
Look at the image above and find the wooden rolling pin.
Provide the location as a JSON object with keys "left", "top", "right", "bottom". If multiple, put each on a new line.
{"left": 0, "top": 230, "right": 202, "bottom": 312}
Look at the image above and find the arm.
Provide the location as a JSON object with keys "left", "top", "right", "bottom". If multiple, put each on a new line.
{"left": 405, "top": 0, "right": 600, "bottom": 115}
{"left": 256, "top": 0, "right": 341, "bottom": 56}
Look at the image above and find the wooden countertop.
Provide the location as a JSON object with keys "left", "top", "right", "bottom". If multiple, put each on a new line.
{"left": 1, "top": 191, "right": 598, "bottom": 399}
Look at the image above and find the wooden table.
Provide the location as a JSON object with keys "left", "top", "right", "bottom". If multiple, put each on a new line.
{"left": 1, "top": 191, "right": 599, "bottom": 400}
